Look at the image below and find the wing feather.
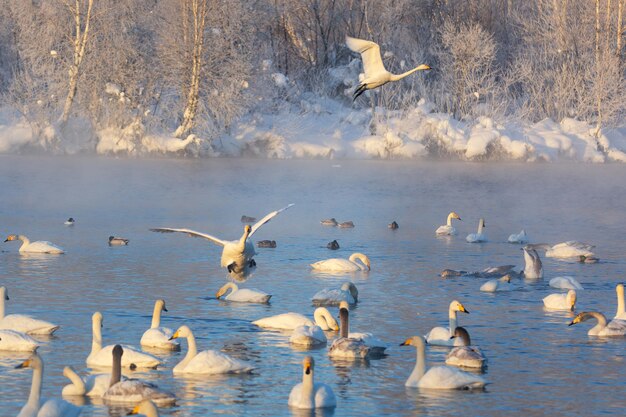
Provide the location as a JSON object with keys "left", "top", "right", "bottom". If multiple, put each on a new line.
{"left": 249, "top": 204, "right": 294, "bottom": 237}
{"left": 345, "top": 36, "right": 386, "bottom": 79}
{"left": 150, "top": 227, "right": 227, "bottom": 247}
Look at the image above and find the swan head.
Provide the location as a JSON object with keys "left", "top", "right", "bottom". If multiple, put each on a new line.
{"left": 618, "top": 284, "right": 625, "bottom": 296}
{"left": 416, "top": 64, "right": 431, "bottom": 71}
{"left": 450, "top": 300, "right": 469, "bottom": 314}
{"left": 569, "top": 311, "right": 602, "bottom": 326}
{"left": 15, "top": 353, "right": 42, "bottom": 370}
{"left": 156, "top": 299, "right": 168, "bottom": 312}
{"left": 566, "top": 290, "right": 577, "bottom": 310}
{"left": 450, "top": 326, "right": 471, "bottom": 346}
{"left": 340, "top": 282, "right": 358, "bottom": 302}
{"left": 0, "top": 286, "right": 7, "bottom": 300}
{"left": 130, "top": 400, "right": 159, "bottom": 416}
{"left": 450, "top": 212, "right": 462, "bottom": 221}
{"left": 302, "top": 356, "right": 314, "bottom": 375}
{"left": 479, "top": 218, "right": 486, "bottom": 228}
{"left": 4, "top": 234, "right": 18, "bottom": 242}
{"left": 170, "top": 325, "right": 191, "bottom": 340}
{"left": 244, "top": 225, "right": 252, "bottom": 235}
{"left": 399, "top": 335, "right": 425, "bottom": 348}
{"left": 339, "top": 300, "right": 349, "bottom": 311}
{"left": 93, "top": 311, "right": 103, "bottom": 326}
{"left": 113, "top": 344, "right": 123, "bottom": 359}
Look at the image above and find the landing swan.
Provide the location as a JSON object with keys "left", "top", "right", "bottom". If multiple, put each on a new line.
{"left": 62, "top": 366, "right": 119, "bottom": 397}
{"left": 216, "top": 282, "right": 271, "bottom": 303}
{"left": 129, "top": 400, "right": 160, "bottom": 417}
{"left": 288, "top": 356, "right": 336, "bottom": 409}
{"left": 253, "top": 307, "right": 339, "bottom": 331}
{"left": 346, "top": 35, "right": 430, "bottom": 100}
{"left": 480, "top": 275, "right": 512, "bottom": 292}
{"left": 103, "top": 345, "right": 176, "bottom": 406}
{"left": 543, "top": 290, "right": 577, "bottom": 311}
{"left": 549, "top": 277, "right": 583, "bottom": 290}
{"left": 87, "top": 312, "right": 162, "bottom": 369}
{"left": 569, "top": 311, "right": 626, "bottom": 336}
{"left": 445, "top": 327, "right": 487, "bottom": 369}
{"left": 615, "top": 284, "right": 626, "bottom": 320}
{"left": 436, "top": 212, "right": 461, "bottom": 236}
{"left": 151, "top": 204, "right": 294, "bottom": 280}
{"left": 0, "top": 287, "right": 60, "bottom": 335}
{"left": 508, "top": 230, "right": 528, "bottom": 244}
{"left": 289, "top": 325, "right": 327, "bottom": 347}
{"left": 140, "top": 299, "right": 180, "bottom": 350}
{"left": 310, "top": 253, "right": 370, "bottom": 272}
{"left": 169, "top": 325, "right": 254, "bottom": 374}
{"left": 311, "top": 282, "right": 358, "bottom": 306}
{"left": 4, "top": 234, "right": 64, "bottom": 254}
{"left": 400, "top": 335, "right": 486, "bottom": 389}
{"left": 0, "top": 329, "right": 39, "bottom": 352}
{"left": 425, "top": 300, "right": 469, "bottom": 346}
{"left": 465, "top": 219, "right": 487, "bottom": 243}
{"left": 16, "top": 353, "right": 82, "bottom": 417}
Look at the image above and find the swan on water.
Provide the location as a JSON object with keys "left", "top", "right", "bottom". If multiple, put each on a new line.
{"left": 0, "top": 286, "right": 59, "bottom": 335}
{"left": 508, "top": 230, "right": 528, "bottom": 244}
{"left": 288, "top": 356, "right": 336, "bottom": 409}
{"left": 543, "top": 290, "right": 577, "bottom": 311}
{"left": 310, "top": 253, "right": 370, "bottom": 272}
{"left": 465, "top": 219, "right": 487, "bottom": 243}
{"left": 614, "top": 284, "right": 626, "bottom": 320}
{"left": 549, "top": 277, "right": 583, "bottom": 290}
{"left": 0, "top": 329, "right": 39, "bottom": 352}
{"left": 445, "top": 327, "right": 487, "bottom": 369}
{"left": 526, "top": 241, "right": 595, "bottom": 259}
{"left": 436, "top": 212, "right": 461, "bottom": 236}
{"left": 253, "top": 307, "right": 339, "bottom": 331}
{"left": 522, "top": 247, "right": 543, "bottom": 279}
{"left": 480, "top": 275, "right": 512, "bottom": 292}
{"left": 425, "top": 300, "right": 470, "bottom": 346}
{"left": 4, "top": 234, "right": 64, "bottom": 254}
{"left": 216, "top": 282, "right": 271, "bottom": 303}
{"left": 289, "top": 325, "right": 327, "bottom": 347}
{"left": 569, "top": 311, "right": 626, "bottom": 336}
{"left": 311, "top": 282, "right": 358, "bottom": 306}
{"left": 140, "top": 299, "right": 180, "bottom": 350}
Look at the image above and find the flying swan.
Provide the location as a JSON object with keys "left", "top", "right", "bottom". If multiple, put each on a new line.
{"left": 151, "top": 204, "right": 294, "bottom": 280}
{"left": 0, "top": 286, "right": 59, "bottom": 335}
{"left": 346, "top": 36, "right": 431, "bottom": 100}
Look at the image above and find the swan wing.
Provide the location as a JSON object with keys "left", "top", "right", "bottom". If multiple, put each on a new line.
{"left": 38, "top": 398, "right": 82, "bottom": 417}
{"left": 249, "top": 204, "right": 294, "bottom": 237}
{"left": 0, "top": 314, "right": 59, "bottom": 335}
{"left": 141, "top": 327, "right": 180, "bottom": 350}
{"left": 24, "top": 241, "right": 64, "bottom": 253}
{"left": 314, "top": 383, "right": 336, "bottom": 408}
{"left": 0, "top": 329, "right": 39, "bottom": 351}
{"left": 253, "top": 312, "right": 312, "bottom": 330}
{"left": 310, "top": 259, "right": 359, "bottom": 272}
{"left": 290, "top": 325, "right": 327, "bottom": 346}
{"left": 150, "top": 227, "right": 227, "bottom": 247}
{"left": 227, "top": 288, "right": 271, "bottom": 303}
{"left": 184, "top": 350, "right": 254, "bottom": 374}
{"left": 424, "top": 327, "right": 455, "bottom": 346}
{"left": 103, "top": 379, "right": 176, "bottom": 406}
{"left": 345, "top": 36, "right": 386, "bottom": 78}
{"left": 419, "top": 365, "right": 486, "bottom": 390}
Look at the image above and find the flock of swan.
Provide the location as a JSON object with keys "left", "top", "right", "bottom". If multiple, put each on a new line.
{"left": 3, "top": 201, "right": 625, "bottom": 416}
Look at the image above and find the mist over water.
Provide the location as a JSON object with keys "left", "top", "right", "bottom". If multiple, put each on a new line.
{"left": 1, "top": 155, "right": 625, "bottom": 416}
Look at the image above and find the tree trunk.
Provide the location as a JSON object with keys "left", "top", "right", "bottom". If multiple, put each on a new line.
{"left": 618, "top": 0, "right": 624, "bottom": 56}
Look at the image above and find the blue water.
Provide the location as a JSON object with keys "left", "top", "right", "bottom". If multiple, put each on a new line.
{"left": 1, "top": 155, "right": 625, "bottom": 416}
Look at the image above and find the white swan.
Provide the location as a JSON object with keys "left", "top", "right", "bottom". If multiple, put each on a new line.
{"left": 508, "top": 230, "right": 528, "bottom": 244}
{"left": 445, "top": 327, "right": 487, "bottom": 369}
{"left": 436, "top": 212, "right": 461, "bottom": 235}
{"left": 103, "top": 345, "right": 176, "bottom": 406}
{"left": 346, "top": 35, "right": 431, "bottom": 100}
{"left": 169, "top": 325, "right": 254, "bottom": 374}
{"left": 4, "top": 234, "right": 64, "bottom": 254}
{"left": 543, "top": 290, "right": 577, "bottom": 311}
{"left": 253, "top": 307, "right": 339, "bottom": 331}
{"left": 569, "top": 311, "right": 626, "bottom": 336}
{"left": 216, "top": 282, "right": 271, "bottom": 303}
{"left": 140, "top": 299, "right": 180, "bottom": 351}
{"left": 16, "top": 353, "right": 82, "bottom": 417}
{"left": 0, "top": 287, "right": 59, "bottom": 335}
{"left": 129, "top": 400, "right": 160, "bottom": 417}
{"left": 0, "top": 329, "right": 39, "bottom": 352}
{"left": 311, "top": 282, "right": 358, "bottom": 306}
{"left": 328, "top": 303, "right": 370, "bottom": 359}
{"left": 151, "top": 204, "right": 294, "bottom": 279}
{"left": 289, "top": 325, "right": 327, "bottom": 347}
{"left": 549, "top": 276, "right": 584, "bottom": 290}
{"left": 615, "top": 284, "right": 626, "bottom": 320}
{"left": 310, "top": 253, "right": 370, "bottom": 272}
{"left": 528, "top": 241, "right": 595, "bottom": 259}
{"left": 522, "top": 247, "right": 543, "bottom": 279}
{"left": 425, "top": 300, "right": 470, "bottom": 346}
{"left": 108, "top": 236, "right": 129, "bottom": 245}
{"left": 86, "top": 312, "right": 162, "bottom": 369}
{"left": 465, "top": 219, "right": 487, "bottom": 243}
{"left": 479, "top": 275, "right": 512, "bottom": 292}
{"left": 62, "top": 366, "right": 118, "bottom": 397}
{"left": 288, "top": 356, "right": 336, "bottom": 409}
{"left": 400, "top": 335, "right": 486, "bottom": 389}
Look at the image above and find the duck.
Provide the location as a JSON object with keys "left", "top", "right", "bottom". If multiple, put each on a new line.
{"left": 479, "top": 275, "right": 512, "bottom": 292}
{"left": 288, "top": 356, "right": 336, "bottom": 409}
{"left": 103, "top": 345, "right": 176, "bottom": 406}
{"left": 64, "top": 218, "right": 75, "bottom": 226}
{"left": 326, "top": 240, "right": 340, "bottom": 250}
{"left": 444, "top": 265, "right": 516, "bottom": 278}
{"left": 615, "top": 284, "right": 626, "bottom": 320}
{"left": 0, "top": 329, "right": 39, "bottom": 352}
{"left": 346, "top": 35, "right": 431, "bottom": 100}
{"left": 436, "top": 212, "right": 461, "bottom": 235}
{"left": 4, "top": 234, "right": 64, "bottom": 254}
{"left": 140, "top": 299, "right": 180, "bottom": 350}
{"left": 388, "top": 221, "right": 399, "bottom": 230}
{"left": 0, "top": 287, "right": 60, "bottom": 335}
{"left": 310, "top": 253, "right": 371, "bottom": 272}
{"left": 241, "top": 215, "right": 256, "bottom": 223}
{"left": 320, "top": 218, "right": 338, "bottom": 226}
{"left": 256, "top": 240, "right": 276, "bottom": 248}
{"left": 465, "top": 219, "right": 487, "bottom": 243}
{"left": 508, "top": 229, "right": 528, "bottom": 244}
{"left": 522, "top": 247, "right": 543, "bottom": 279}
{"left": 86, "top": 312, "right": 162, "bottom": 369}
{"left": 328, "top": 305, "right": 369, "bottom": 359}
{"left": 151, "top": 204, "right": 294, "bottom": 280}
{"left": 527, "top": 241, "right": 595, "bottom": 259}
{"left": 253, "top": 307, "right": 339, "bottom": 331}
{"left": 569, "top": 311, "right": 626, "bottom": 336}
{"left": 169, "top": 325, "right": 255, "bottom": 374}
{"left": 311, "top": 282, "right": 358, "bottom": 306}
{"left": 216, "top": 282, "right": 271, "bottom": 303}
{"left": 549, "top": 276, "right": 584, "bottom": 290}
{"left": 129, "top": 400, "right": 160, "bottom": 417}
{"left": 16, "top": 353, "right": 82, "bottom": 417}
{"left": 338, "top": 221, "right": 355, "bottom": 228}
{"left": 62, "top": 366, "right": 119, "bottom": 397}
{"left": 425, "top": 300, "right": 470, "bottom": 346}
{"left": 289, "top": 325, "right": 327, "bottom": 347}
{"left": 543, "top": 290, "right": 577, "bottom": 311}
{"left": 400, "top": 335, "right": 486, "bottom": 389}
{"left": 445, "top": 327, "right": 487, "bottom": 369}
{"left": 108, "top": 236, "right": 129, "bottom": 245}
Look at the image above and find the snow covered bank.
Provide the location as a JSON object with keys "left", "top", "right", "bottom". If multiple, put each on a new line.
{"left": 1, "top": 98, "right": 626, "bottom": 162}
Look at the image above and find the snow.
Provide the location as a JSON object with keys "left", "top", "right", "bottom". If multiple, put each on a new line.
{"left": 1, "top": 95, "right": 626, "bottom": 162}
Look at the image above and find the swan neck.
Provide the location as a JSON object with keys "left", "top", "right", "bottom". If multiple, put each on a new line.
{"left": 314, "top": 308, "right": 333, "bottom": 330}
{"left": 448, "top": 311, "right": 457, "bottom": 337}
{"left": 460, "top": 331, "right": 470, "bottom": 346}
{"left": 390, "top": 66, "right": 423, "bottom": 81}
{"left": 349, "top": 253, "right": 368, "bottom": 270}
{"left": 339, "top": 309, "right": 349, "bottom": 338}
{"left": 409, "top": 338, "right": 426, "bottom": 382}
{"left": 151, "top": 302, "right": 163, "bottom": 329}
{"left": 92, "top": 317, "right": 102, "bottom": 354}
{"left": 301, "top": 368, "right": 315, "bottom": 408}
{"left": 18, "top": 235, "right": 30, "bottom": 245}
{"left": 64, "top": 367, "right": 86, "bottom": 395}
{"left": 617, "top": 285, "right": 625, "bottom": 316}
{"left": 28, "top": 360, "right": 43, "bottom": 410}
{"left": 446, "top": 213, "right": 453, "bottom": 226}
{"left": 110, "top": 351, "right": 122, "bottom": 387}
{"left": 477, "top": 219, "right": 484, "bottom": 233}
{"left": 181, "top": 331, "right": 198, "bottom": 367}
{"left": 238, "top": 228, "right": 250, "bottom": 251}
{"left": 589, "top": 311, "right": 607, "bottom": 327}
{"left": 0, "top": 288, "right": 4, "bottom": 319}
